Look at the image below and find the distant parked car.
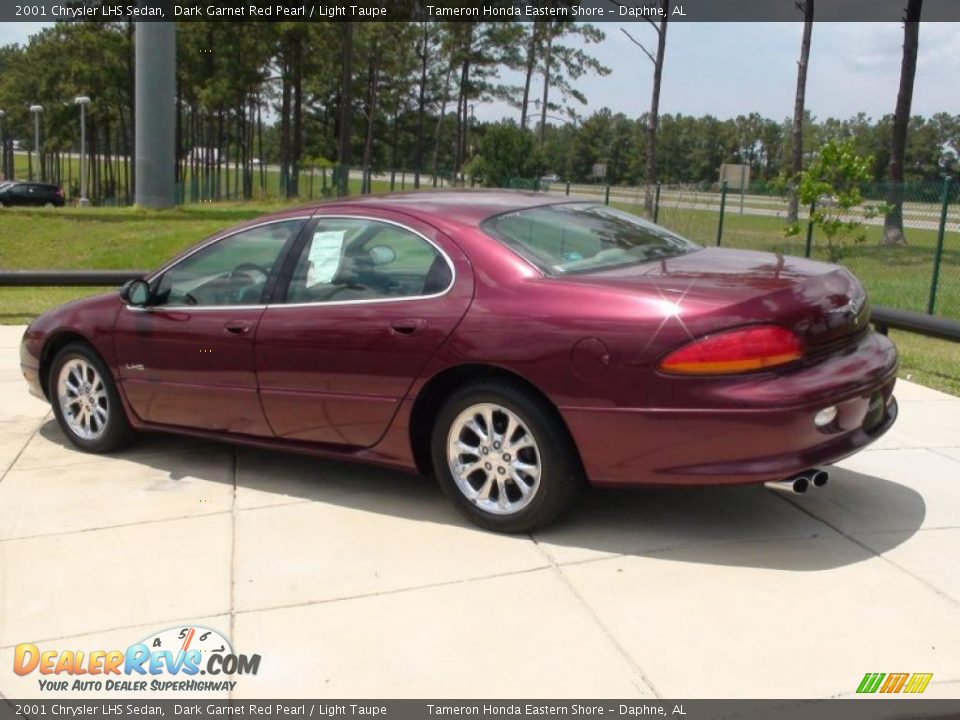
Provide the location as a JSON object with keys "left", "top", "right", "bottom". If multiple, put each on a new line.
{"left": 0, "top": 181, "right": 65, "bottom": 207}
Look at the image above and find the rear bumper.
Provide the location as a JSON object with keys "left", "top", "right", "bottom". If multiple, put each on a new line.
{"left": 563, "top": 331, "right": 899, "bottom": 487}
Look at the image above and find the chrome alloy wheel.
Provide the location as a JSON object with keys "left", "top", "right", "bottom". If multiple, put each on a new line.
{"left": 446, "top": 403, "right": 542, "bottom": 515}
{"left": 57, "top": 358, "right": 109, "bottom": 441}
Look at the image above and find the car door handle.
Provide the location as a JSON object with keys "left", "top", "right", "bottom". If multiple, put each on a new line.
{"left": 224, "top": 320, "right": 252, "bottom": 335}
{"left": 390, "top": 318, "right": 427, "bottom": 336}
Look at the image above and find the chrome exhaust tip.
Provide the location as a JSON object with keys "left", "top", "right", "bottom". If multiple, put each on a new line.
{"left": 765, "top": 474, "right": 809, "bottom": 494}
{"left": 810, "top": 469, "right": 829, "bottom": 488}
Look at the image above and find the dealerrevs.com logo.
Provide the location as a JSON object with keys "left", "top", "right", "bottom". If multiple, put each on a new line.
{"left": 14, "top": 626, "right": 261, "bottom": 692}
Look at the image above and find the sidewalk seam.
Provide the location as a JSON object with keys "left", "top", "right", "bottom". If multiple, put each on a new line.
{"left": 0, "top": 566, "right": 553, "bottom": 651}
{"left": 930, "top": 447, "right": 960, "bottom": 464}
{"left": 777, "top": 493, "right": 960, "bottom": 608}
{"left": 228, "top": 446, "right": 239, "bottom": 702}
{"left": 528, "top": 533, "right": 661, "bottom": 699}
{"left": 0, "top": 412, "right": 51, "bottom": 488}
{"left": 230, "top": 564, "right": 552, "bottom": 617}
{"left": 0, "top": 509, "right": 232, "bottom": 543}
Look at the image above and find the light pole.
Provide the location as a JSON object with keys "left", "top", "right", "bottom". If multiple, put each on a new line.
{"left": 29, "top": 104, "right": 43, "bottom": 182}
{"left": 74, "top": 96, "right": 91, "bottom": 206}
{"left": 0, "top": 109, "right": 5, "bottom": 180}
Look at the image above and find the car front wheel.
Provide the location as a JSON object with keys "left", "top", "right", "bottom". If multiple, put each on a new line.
{"left": 431, "top": 380, "right": 582, "bottom": 533}
{"left": 49, "top": 342, "right": 134, "bottom": 453}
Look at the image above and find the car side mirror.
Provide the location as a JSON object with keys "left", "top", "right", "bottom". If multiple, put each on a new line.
{"left": 121, "top": 278, "right": 152, "bottom": 307}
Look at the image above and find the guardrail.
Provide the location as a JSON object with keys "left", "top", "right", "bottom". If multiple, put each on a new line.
{"left": 0, "top": 270, "right": 958, "bottom": 344}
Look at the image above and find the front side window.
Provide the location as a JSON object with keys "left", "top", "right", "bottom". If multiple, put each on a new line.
{"left": 153, "top": 219, "right": 304, "bottom": 307}
{"left": 283, "top": 218, "right": 452, "bottom": 304}
{"left": 482, "top": 203, "right": 699, "bottom": 276}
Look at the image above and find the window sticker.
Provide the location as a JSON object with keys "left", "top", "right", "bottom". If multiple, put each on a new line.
{"left": 306, "top": 230, "right": 346, "bottom": 286}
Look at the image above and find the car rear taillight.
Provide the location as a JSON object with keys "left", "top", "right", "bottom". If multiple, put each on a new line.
{"left": 55, "top": 188, "right": 64, "bottom": 197}
{"left": 659, "top": 325, "right": 803, "bottom": 375}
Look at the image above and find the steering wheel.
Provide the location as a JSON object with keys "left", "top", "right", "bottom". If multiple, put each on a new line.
{"left": 326, "top": 278, "right": 373, "bottom": 299}
{"left": 231, "top": 262, "right": 270, "bottom": 282}
{"left": 167, "top": 289, "right": 198, "bottom": 306}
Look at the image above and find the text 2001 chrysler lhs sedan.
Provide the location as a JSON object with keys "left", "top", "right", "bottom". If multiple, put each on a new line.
{"left": 21, "top": 192, "right": 898, "bottom": 532}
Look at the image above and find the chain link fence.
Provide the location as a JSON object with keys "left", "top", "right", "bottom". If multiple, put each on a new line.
{"left": 10, "top": 148, "right": 957, "bottom": 322}
{"left": 542, "top": 179, "right": 960, "bottom": 322}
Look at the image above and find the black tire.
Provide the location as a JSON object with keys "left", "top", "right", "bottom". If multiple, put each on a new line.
{"left": 430, "top": 380, "right": 583, "bottom": 533}
{"left": 48, "top": 342, "right": 135, "bottom": 453}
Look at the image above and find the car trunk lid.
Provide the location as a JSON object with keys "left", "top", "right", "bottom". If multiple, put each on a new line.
{"left": 555, "top": 247, "right": 870, "bottom": 350}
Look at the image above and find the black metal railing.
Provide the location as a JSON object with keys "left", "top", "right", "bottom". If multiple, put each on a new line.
{"left": 0, "top": 270, "right": 145, "bottom": 286}
{"left": 871, "top": 306, "right": 960, "bottom": 343}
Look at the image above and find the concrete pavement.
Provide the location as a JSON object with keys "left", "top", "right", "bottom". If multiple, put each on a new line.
{"left": 1, "top": 324, "right": 958, "bottom": 699}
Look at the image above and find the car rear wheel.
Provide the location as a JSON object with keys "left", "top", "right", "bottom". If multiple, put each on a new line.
{"left": 49, "top": 342, "right": 134, "bottom": 453}
{"left": 431, "top": 380, "right": 582, "bottom": 533}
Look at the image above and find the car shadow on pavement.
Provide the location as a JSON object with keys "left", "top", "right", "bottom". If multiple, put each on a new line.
{"left": 33, "top": 420, "right": 927, "bottom": 573}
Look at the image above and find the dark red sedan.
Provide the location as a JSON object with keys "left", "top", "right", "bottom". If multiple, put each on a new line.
{"left": 20, "top": 192, "right": 898, "bottom": 532}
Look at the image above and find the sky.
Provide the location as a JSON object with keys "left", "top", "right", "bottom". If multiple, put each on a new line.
{"left": 2, "top": 21, "right": 958, "bottom": 124}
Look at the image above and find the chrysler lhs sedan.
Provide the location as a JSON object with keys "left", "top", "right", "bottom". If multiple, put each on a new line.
{"left": 20, "top": 191, "right": 899, "bottom": 532}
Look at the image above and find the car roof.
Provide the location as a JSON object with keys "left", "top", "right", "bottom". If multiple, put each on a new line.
{"left": 6, "top": 181, "right": 59, "bottom": 189}
{"left": 303, "top": 190, "right": 586, "bottom": 229}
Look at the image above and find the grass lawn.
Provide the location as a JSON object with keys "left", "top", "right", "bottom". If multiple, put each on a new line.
{"left": 0, "top": 203, "right": 280, "bottom": 323}
{"left": 1, "top": 198, "right": 958, "bottom": 396}
{"left": 891, "top": 329, "right": 960, "bottom": 397}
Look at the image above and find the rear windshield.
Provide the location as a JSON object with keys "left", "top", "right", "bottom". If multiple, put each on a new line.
{"left": 481, "top": 203, "right": 699, "bottom": 275}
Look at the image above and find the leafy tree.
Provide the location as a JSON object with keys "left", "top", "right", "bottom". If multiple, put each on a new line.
{"left": 931, "top": 112, "right": 959, "bottom": 175}
{"left": 465, "top": 122, "right": 541, "bottom": 187}
{"left": 789, "top": 140, "right": 878, "bottom": 262}
{"left": 534, "top": 21, "right": 608, "bottom": 144}
{"left": 447, "top": 22, "right": 525, "bottom": 177}
{"left": 1, "top": 17, "right": 954, "bottom": 203}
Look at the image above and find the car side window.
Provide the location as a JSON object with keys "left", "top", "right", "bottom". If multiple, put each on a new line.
{"left": 152, "top": 219, "right": 304, "bottom": 307}
{"left": 283, "top": 218, "right": 452, "bottom": 304}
